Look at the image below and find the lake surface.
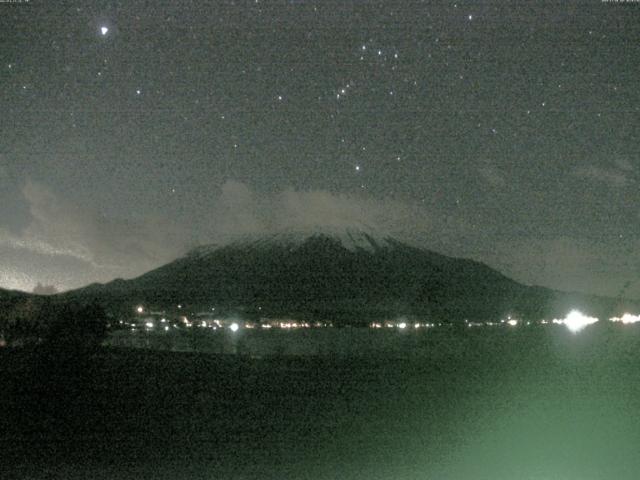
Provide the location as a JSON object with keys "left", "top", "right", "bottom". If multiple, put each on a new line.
{"left": 2, "top": 323, "right": 640, "bottom": 479}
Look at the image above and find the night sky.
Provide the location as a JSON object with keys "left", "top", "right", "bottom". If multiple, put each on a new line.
{"left": 1, "top": 1, "right": 639, "bottom": 298}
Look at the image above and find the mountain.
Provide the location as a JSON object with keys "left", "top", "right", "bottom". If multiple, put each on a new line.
{"left": 0, "top": 287, "right": 32, "bottom": 304}
{"left": 0, "top": 288, "right": 22, "bottom": 298}
{"left": 63, "top": 228, "right": 635, "bottom": 323}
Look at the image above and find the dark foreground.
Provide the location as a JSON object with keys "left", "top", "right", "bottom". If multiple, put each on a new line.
{"left": 2, "top": 325, "right": 640, "bottom": 479}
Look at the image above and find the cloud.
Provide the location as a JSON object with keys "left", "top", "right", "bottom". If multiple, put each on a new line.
{"left": 479, "top": 235, "right": 640, "bottom": 299}
{"left": 216, "top": 180, "right": 266, "bottom": 235}
{"left": 574, "top": 165, "right": 631, "bottom": 187}
{"left": 0, "top": 180, "right": 189, "bottom": 289}
{"left": 276, "top": 189, "right": 391, "bottom": 231}
{"left": 614, "top": 157, "right": 634, "bottom": 172}
{"left": 477, "top": 163, "right": 507, "bottom": 188}
{"left": 197, "top": 180, "right": 462, "bottom": 248}
{"left": 0, "top": 179, "right": 473, "bottom": 292}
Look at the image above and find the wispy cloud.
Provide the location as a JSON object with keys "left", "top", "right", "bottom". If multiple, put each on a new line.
{"left": 574, "top": 165, "right": 632, "bottom": 188}
{"left": 477, "top": 163, "right": 507, "bottom": 188}
{"left": 480, "top": 235, "right": 640, "bottom": 299}
{"left": 0, "top": 181, "right": 189, "bottom": 290}
{"left": 197, "top": 180, "right": 467, "bottom": 249}
{"left": 2, "top": 179, "right": 467, "bottom": 291}
{"left": 614, "top": 157, "right": 634, "bottom": 172}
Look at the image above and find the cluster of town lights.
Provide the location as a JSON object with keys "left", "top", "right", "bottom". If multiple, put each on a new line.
{"left": 131, "top": 305, "right": 640, "bottom": 334}
{"left": 610, "top": 313, "right": 640, "bottom": 324}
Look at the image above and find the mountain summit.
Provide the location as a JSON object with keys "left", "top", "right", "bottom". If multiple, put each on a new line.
{"left": 64, "top": 227, "right": 630, "bottom": 323}
{"left": 189, "top": 227, "right": 394, "bottom": 257}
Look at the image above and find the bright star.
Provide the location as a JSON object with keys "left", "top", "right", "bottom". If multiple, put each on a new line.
{"left": 100, "top": 26, "right": 109, "bottom": 35}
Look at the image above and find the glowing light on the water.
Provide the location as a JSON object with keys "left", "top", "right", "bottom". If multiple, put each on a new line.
{"left": 145, "top": 321, "right": 154, "bottom": 329}
{"left": 560, "top": 310, "right": 598, "bottom": 333}
{"left": 610, "top": 313, "right": 640, "bottom": 324}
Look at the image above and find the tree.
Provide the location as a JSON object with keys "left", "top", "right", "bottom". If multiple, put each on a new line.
{"left": 0, "top": 297, "right": 47, "bottom": 346}
{"left": 43, "top": 302, "right": 108, "bottom": 352}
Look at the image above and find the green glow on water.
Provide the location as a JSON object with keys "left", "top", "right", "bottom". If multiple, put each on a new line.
{"left": 5, "top": 324, "right": 640, "bottom": 479}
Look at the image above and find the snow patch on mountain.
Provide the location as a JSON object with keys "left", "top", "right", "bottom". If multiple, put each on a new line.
{"left": 188, "top": 226, "right": 395, "bottom": 257}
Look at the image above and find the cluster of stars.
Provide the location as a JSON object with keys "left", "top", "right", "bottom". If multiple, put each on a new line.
{"left": 1, "top": 5, "right": 632, "bottom": 210}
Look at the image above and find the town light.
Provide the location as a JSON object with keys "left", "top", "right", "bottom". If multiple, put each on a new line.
{"left": 229, "top": 322, "right": 239, "bottom": 332}
{"left": 610, "top": 313, "right": 640, "bottom": 324}
{"left": 561, "top": 310, "right": 598, "bottom": 333}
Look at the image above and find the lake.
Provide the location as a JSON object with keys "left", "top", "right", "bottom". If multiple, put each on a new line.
{"left": 2, "top": 323, "right": 640, "bottom": 479}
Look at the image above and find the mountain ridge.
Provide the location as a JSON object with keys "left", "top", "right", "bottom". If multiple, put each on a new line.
{"left": 59, "top": 228, "right": 637, "bottom": 323}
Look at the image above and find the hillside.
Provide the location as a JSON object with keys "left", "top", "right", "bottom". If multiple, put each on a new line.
{"left": 62, "top": 228, "right": 635, "bottom": 323}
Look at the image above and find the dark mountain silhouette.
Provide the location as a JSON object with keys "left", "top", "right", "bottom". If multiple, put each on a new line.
{"left": 60, "top": 229, "right": 637, "bottom": 323}
{"left": 0, "top": 288, "right": 29, "bottom": 299}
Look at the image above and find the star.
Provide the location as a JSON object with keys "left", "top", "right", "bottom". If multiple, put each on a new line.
{"left": 100, "top": 26, "right": 109, "bottom": 36}
{"left": 355, "top": 165, "right": 361, "bottom": 171}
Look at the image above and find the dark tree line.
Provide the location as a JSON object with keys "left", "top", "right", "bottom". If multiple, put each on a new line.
{"left": 0, "top": 298, "right": 108, "bottom": 351}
